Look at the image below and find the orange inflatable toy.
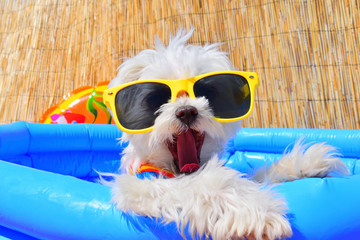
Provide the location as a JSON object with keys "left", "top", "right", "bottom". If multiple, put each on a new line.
{"left": 40, "top": 81, "right": 114, "bottom": 124}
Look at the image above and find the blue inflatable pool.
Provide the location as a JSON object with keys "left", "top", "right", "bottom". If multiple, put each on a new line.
{"left": 0, "top": 122, "right": 360, "bottom": 239}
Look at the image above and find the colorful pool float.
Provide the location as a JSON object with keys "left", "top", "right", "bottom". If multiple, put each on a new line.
{"left": 40, "top": 81, "right": 113, "bottom": 124}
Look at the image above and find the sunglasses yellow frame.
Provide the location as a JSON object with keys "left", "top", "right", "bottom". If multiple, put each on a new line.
{"left": 103, "top": 70, "right": 259, "bottom": 133}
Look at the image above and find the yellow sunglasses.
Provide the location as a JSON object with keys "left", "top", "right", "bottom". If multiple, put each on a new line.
{"left": 103, "top": 70, "right": 259, "bottom": 133}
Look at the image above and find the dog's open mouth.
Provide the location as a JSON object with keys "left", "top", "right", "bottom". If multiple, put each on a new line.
{"left": 166, "top": 129, "right": 205, "bottom": 174}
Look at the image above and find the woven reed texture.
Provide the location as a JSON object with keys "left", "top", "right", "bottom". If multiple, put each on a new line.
{"left": 0, "top": 0, "right": 359, "bottom": 129}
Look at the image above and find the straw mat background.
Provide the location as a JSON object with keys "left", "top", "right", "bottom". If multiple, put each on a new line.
{"left": 0, "top": 0, "right": 359, "bottom": 129}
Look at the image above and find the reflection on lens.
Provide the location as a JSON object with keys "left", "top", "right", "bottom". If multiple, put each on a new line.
{"left": 115, "top": 83, "right": 171, "bottom": 130}
{"left": 194, "top": 74, "right": 250, "bottom": 119}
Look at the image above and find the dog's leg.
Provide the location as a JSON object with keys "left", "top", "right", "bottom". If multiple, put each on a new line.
{"left": 254, "top": 139, "right": 350, "bottom": 183}
{"left": 110, "top": 157, "right": 292, "bottom": 240}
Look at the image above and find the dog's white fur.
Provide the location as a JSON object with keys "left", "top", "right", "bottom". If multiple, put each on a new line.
{"left": 105, "top": 29, "right": 349, "bottom": 239}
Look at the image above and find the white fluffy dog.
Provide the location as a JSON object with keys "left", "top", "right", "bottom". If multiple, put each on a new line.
{"left": 103, "top": 29, "right": 349, "bottom": 239}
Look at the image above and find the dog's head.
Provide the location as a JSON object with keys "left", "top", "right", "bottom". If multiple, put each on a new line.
{"left": 105, "top": 29, "right": 258, "bottom": 175}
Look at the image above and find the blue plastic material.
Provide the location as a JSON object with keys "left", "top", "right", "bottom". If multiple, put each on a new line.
{"left": 1, "top": 122, "right": 360, "bottom": 240}
{"left": 0, "top": 122, "right": 126, "bottom": 181}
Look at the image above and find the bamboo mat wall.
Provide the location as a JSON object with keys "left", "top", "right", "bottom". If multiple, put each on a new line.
{"left": 0, "top": 0, "right": 359, "bottom": 129}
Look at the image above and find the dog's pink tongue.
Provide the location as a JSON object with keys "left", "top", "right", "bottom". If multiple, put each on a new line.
{"left": 176, "top": 129, "right": 200, "bottom": 173}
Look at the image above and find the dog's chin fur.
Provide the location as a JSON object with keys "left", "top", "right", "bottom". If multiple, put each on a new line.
{"left": 104, "top": 29, "right": 349, "bottom": 240}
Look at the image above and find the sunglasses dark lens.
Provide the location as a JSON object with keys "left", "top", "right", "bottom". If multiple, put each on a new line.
{"left": 115, "top": 82, "right": 171, "bottom": 130}
{"left": 193, "top": 74, "right": 251, "bottom": 119}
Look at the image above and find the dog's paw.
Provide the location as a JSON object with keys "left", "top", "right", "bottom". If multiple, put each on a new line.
{"left": 109, "top": 174, "right": 166, "bottom": 218}
{"left": 260, "top": 140, "right": 350, "bottom": 183}
{"left": 179, "top": 160, "right": 292, "bottom": 240}
{"left": 260, "top": 208, "right": 293, "bottom": 240}
{"left": 209, "top": 187, "right": 292, "bottom": 240}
